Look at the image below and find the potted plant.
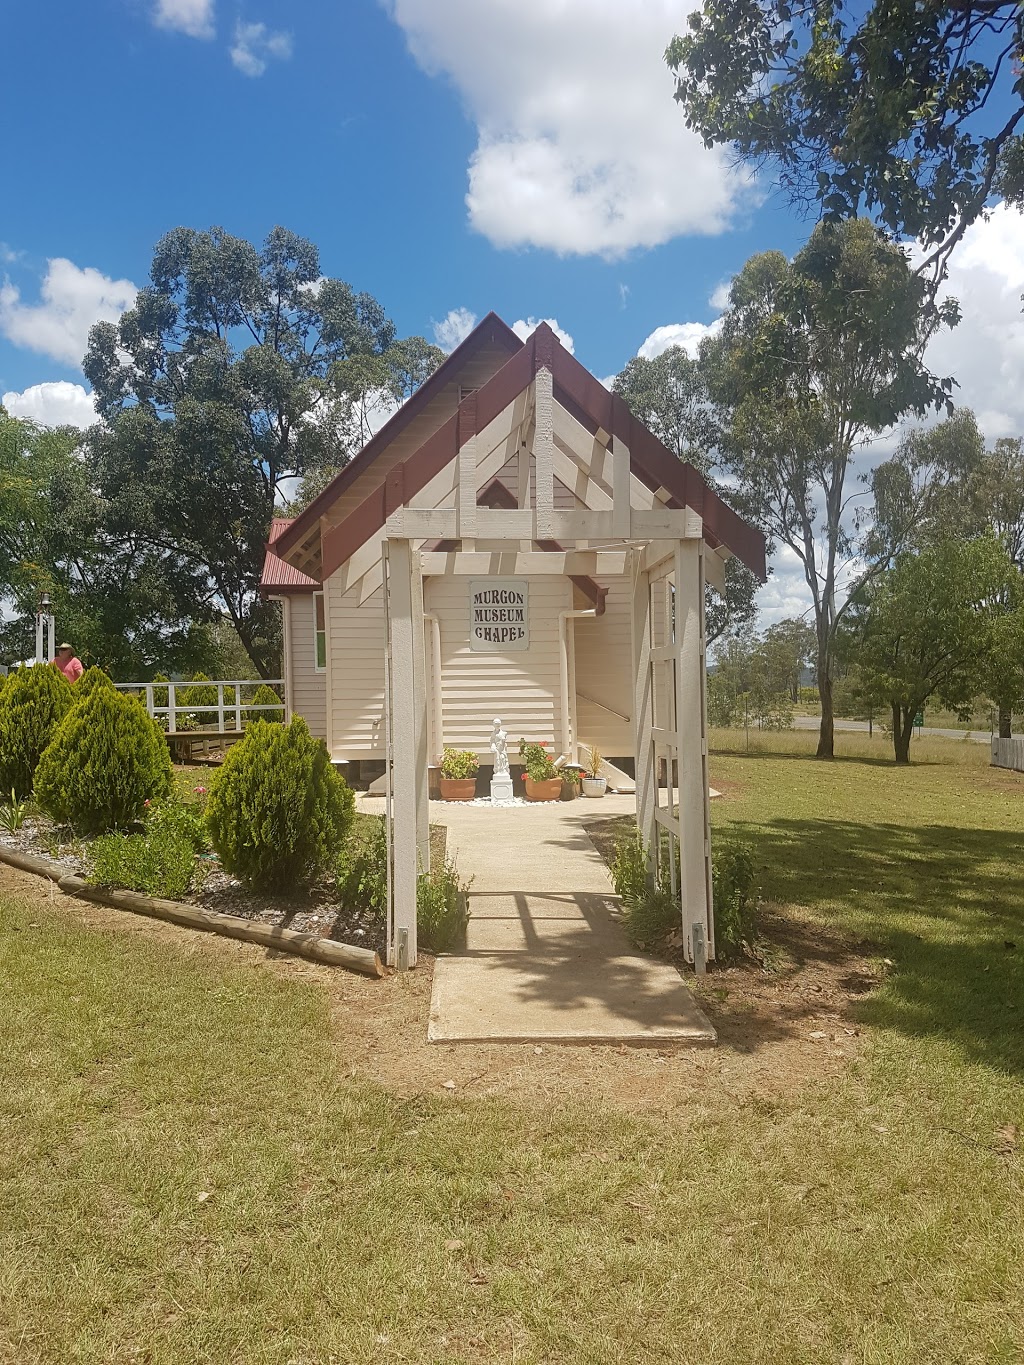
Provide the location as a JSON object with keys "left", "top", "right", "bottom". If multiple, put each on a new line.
{"left": 561, "top": 766, "right": 583, "bottom": 801}
{"left": 581, "top": 745, "right": 607, "bottom": 798}
{"left": 518, "top": 739, "right": 563, "bottom": 802}
{"left": 439, "top": 748, "right": 479, "bottom": 800}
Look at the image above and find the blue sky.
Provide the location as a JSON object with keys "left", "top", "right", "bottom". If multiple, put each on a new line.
{"left": 3, "top": 0, "right": 1023, "bottom": 624}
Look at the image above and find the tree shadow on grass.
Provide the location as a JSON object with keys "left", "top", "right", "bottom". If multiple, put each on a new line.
{"left": 726, "top": 815, "right": 1024, "bottom": 1077}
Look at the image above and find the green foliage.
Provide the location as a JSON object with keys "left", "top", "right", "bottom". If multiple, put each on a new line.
{"left": 34, "top": 687, "right": 173, "bottom": 834}
{"left": 336, "top": 816, "right": 388, "bottom": 915}
{"left": 89, "top": 825, "right": 198, "bottom": 900}
{"left": 712, "top": 844, "right": 759, "bottom": 958}
{"left": 146, "top": 797, "right": 210, "bottom": 854}
{"left": 0, "top": 410, "right": 218, "bottom": 677}
{"left": 74, "top": 666, "right": 115, "bottom": 699}
{"left": 611, "top": 829, "right": 759, "bottom": 958}
{"left": 416, "top": 851, "right": 470, "bottom": 953}
{"left": 518, "top": 739, "right": 558, "bottom": 781}
{"left": 667, "top": 0, "right": 1022, "bottom": 272}
{"left": 439, "top": 748, "right": 478, "bottom": 779}
{"left": 151, "top": 674, "right": 169, "bottom": 709}
{"left": 83, "top": 224, "right": 441, "bottom": 674}
{"left": 249, "top": 683, "right": 284, "bottom": 724}
{"left": 703, "top": 221, "right": 961, "bottom": 756}
{"left": 613, "top": 346, "right": 759, "bottom": 642}
{"left": 0, "top": 788, "right": 29, "bottom": 833}
{"left": 180, "top": 673, "right": 219, "bottom": 726}
{"left": 206, "top": 717, "right": 354, "bottom": 890}
{"left": 841, "top": 534, "right": 1019, "bottom": 762}
{"left": 0, "top": 663, "right": 73, "bottom": 798}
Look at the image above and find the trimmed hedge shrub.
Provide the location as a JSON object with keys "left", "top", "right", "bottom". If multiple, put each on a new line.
{"left": 35, "top": 686, "right": 173, "bottom": 833}
{"left": 0, "top": 663, "right": 73, "bottom": 798}
{"left": 206, "top": 717, "right": 354, "bottom": 890}
{"left": 249, "top": 683, "right": 284, "bottom": 724}
{"left": 180, "top": 672, "right": 219, "bottom": 726}
{"left": 75, "top": 666, "right": 116, "bottom": 700}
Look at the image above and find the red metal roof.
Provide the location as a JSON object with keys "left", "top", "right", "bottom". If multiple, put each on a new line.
{"left": 261, "top": 518, "right": 319, "bottom": 594}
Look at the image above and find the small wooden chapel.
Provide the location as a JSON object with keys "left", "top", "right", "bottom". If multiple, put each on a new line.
{"left": 262, "top": 314, "right": 766, "bottom": 967}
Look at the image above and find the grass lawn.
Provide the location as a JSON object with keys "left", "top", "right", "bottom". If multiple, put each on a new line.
{"left": 2, "top": 732, "right": 1023, "bottom": 1363}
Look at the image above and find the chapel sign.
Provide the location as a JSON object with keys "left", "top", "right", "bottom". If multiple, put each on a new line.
{"left": 469, "top": 578, "right": 529, "bottom": 652}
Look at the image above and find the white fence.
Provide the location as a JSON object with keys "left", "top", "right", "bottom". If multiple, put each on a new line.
{"left": 115, "top": 679, "right": 285, "bottom": 735}
{"left": 991, "top": 737, "right": 1024, "bottom": 772}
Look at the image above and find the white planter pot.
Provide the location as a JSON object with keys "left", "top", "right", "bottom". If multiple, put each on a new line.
{"left": 581, "top": 776, "right": 607, "bottom": 798}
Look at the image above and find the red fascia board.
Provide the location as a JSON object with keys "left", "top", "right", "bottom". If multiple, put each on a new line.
{"left": 273, "top": 312, "right": 523, "bottom": 562}
{"left": 320, "top": 340, "right": 536, "bottom": 581}
{"left": 550, "top": 346, "right": 767, "bottom": 581}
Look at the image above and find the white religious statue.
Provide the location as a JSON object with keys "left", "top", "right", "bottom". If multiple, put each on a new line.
{"left": 489, "top": 718, "right": 510, "bottom": 775}
{"left": 489, "top": 717, "right": 514, "bottom": 803}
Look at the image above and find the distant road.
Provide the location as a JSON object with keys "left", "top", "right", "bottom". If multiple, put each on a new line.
{"left": 792, "top": 716, "right": 991, "bottom": 744}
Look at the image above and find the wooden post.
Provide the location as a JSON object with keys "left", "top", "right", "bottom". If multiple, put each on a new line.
{"left": 411, "top": 549, "right": 431, "bottom": 875}
{"left": 612, "top": 434, "right": 631, "bottom": 540}
{"left": 674, "top": 539, "right": 710, "bottom": 962}
{"left": 630, "top": 551, "right": 656, "bottom": 872}
{"left": 458, "top": 389, "right": 478, "bottom": 548}
{"left": 168, "top": 683, "right": 177, "bottom": 735}
{"left": 698, "top": 542, "right": 715, "bottom": 958}
{"left": 385, "top": 537, "right": 419, "bottom": 967}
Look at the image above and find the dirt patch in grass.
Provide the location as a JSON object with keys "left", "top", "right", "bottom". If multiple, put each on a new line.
{"left": 0, "top": 858, "right": 869, "bottom": 1120}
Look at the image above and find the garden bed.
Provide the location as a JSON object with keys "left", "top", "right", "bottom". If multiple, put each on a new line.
{"left": 0, "top": 805, "right": 448, "bottom": 964}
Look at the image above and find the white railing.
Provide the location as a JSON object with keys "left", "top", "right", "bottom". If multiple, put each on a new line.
{"left": 115, "top": 679, "right": 286, "bottom": 735}
{"left": 992, "top": 736, "right": 1024, "bottom": 773}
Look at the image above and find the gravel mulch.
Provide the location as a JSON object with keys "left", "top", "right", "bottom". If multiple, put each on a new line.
{"left": 1, "top": 817, "right": 387, "bottom": 957}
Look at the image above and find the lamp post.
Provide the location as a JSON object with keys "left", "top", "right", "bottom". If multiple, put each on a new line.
{"left": 35, "top": 591, "right": 55, "bottom": 664}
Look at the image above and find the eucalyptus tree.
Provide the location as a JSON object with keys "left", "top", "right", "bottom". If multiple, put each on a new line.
{"left": 668, "top": 0, "right": 1024, "bottom": 282}
{"left": 702, "top": 218, "right": 960, "bottom": 757}
{"left": 613, "top": 345, "right": 759, "bottom": 643}
{"left": 84, "top": 225, "right": 441, "bottom": 676}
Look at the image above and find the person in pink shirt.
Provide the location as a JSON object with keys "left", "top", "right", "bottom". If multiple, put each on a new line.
{"left": 53, "top": 643, "right": 84, "bottom": 683}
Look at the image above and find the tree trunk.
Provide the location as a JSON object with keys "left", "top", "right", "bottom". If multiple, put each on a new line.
{"left": 816, "top": 650, "right": 835, "bottom": 759}
{"left": 892, "top": 703, "right": 915, "bottom": 765}
{"left": 999, "top": 704, "right": 1012, "bottom": 739}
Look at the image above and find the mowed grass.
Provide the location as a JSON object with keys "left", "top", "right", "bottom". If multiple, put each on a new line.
{"left": 2, "top": 734, "right": 1023, "bottom": 1363}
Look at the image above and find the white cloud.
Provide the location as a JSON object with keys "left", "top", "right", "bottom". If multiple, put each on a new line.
{"left": 2, "top": 381, "right": 96, "bottom": 430}
{"left": 512, "top": 316, "right": 575, "bottom": 354}
{"left": 636, "top": 319, "right": 721, "bottom": 360}
{"left": 230, "top": 21, "right": 293, "bottom": 77}
{"left": 153, "top": 0, "right": 215, "bottom": 39}
{"left": 383, "top": 0, "right": 756, "bottom": 257}
{"left": 0, "top": 259, "right": 137, "bottom": 369}
{"left": 920, "top": 203, "right": 1024, "bottom": 437}
{"left": 709, "top": 280, "right": 732, "bottom": 311}
{"left": 433, "top": 306, "right": 477, "bottom": 351}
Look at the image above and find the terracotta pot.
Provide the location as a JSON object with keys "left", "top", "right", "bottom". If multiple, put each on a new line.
{"left": 524, "top": 775, "right": 563, "bottom": 802}
{"left": 439, "top": 777, "right": 477, "bottom": 801}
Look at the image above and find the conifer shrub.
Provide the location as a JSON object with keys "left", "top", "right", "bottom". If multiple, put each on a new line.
{"left": 35, "top": 686, "right": 173, "bottom": 833}
{"left": 151, "top": 674, "right": 169, "bottom": 709}
{"left": 0, "top": 663, "right": 73, "bottom": 798}
{"left": 206, "top": 717, "right": 354, "bottom": 890}
{"left": 75, "top": 666, "right": 116, "bottom": 699}
{"left": 249, "top": 683, "right": 284, "bottom": 724}
{"left": 180, "top": 672, "right": 219, "bottom": 727}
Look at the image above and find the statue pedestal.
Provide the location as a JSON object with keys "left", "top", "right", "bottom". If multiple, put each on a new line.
{"left": 490, "top": 773, "right": 514, "bottom": 803}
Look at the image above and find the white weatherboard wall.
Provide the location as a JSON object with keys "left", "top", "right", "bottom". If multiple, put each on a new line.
{"left": 325, "top": 577, "right": 387, "bottom": 759}
{"left": 426, "top": 574, "right": 569, "bottom": 756}
{"left": 285, "top": 595, "right": 327, "bottom": 739}
{"left": 572, "top": 577, "right": 633, "bottom": 758}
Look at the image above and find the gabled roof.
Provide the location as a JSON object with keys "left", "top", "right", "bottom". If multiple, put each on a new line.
{"left": 312, "top": 319, "right": 767, "bottom": 582}
{"left": 261, "top": 518, "right": 319, "bottom": 594}
{"left": 271, "top": 311, "right": 522, "bottom": 563}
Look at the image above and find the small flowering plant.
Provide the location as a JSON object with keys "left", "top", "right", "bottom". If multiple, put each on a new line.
{"left": 518, "top": 738, "right": 558, "bottom": 781}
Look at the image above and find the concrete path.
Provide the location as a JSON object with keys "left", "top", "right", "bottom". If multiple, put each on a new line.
{"left": 359, "top": 792, "right": 715, "bottom": 1046}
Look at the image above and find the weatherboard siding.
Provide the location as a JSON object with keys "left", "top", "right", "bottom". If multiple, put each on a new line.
{"left": 425, "top": 574, "right": 569, "bottom": 758}
{"left": 572, "top": 577, "right": 633, "bottom": 758}
{"left": 325, "top": 576, "right": 388, "bottom": 759}
{"left": 286, "top": 595, "right": 327, "bottom": 739}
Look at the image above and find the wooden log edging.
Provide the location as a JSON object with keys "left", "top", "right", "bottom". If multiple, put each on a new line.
{"left": 0, "top": 845, "right": 384, "bottom": 977}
